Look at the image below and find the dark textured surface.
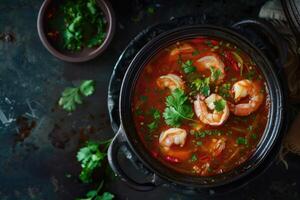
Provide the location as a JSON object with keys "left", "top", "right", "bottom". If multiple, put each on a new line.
{"left": 0, "top": 0, "right": 300, "bottom": 200}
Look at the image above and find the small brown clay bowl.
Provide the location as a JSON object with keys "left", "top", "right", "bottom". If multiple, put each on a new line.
{"left": 37, "top": 0, "right": 115, "bottom": 62}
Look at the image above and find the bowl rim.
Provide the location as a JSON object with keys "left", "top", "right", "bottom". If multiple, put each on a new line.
{"left": 118, "top": 25, "right": 285, "bottom": 188}
{"left": 37, "top": 0, "right": 115, "bottom": 62}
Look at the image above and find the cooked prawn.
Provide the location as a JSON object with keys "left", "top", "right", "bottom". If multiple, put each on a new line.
{"left": 169, "top": 43, "right": 195, "bottom": 58}
{"left": 159, "top": 128, "right": 187, "bottom": 149}
{"left": 156, "top": 74, "right": 184, "bottom": 91}
{"left": 230, "top": 79, "right": 264, "bottom": 116}
{"left": 196, "top": 53, "right": 225, "bottom": 83}
{"left": 194, "top": 94, "right": 230, "bottom": 126}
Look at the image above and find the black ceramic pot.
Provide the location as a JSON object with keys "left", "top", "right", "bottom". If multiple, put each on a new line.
{"left": 108, "top": 20, "right": 287, "bottom": 194}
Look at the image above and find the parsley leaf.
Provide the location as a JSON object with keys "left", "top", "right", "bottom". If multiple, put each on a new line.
{"left": 77, "top": 140, "right": 111, "bottom": 183}
{"left": 218, "top": 83, "right": 231, "bottom": 99}
{"left": 210, "top": 66, "right": 222, "bottom": 81}
{"left": 214, "top": 99, "right": 226, "bottom": 112}
{"left": 163, "top": 89, "right": 194, "bottom": 127}
{"left": 182, "top": 60, "right": 196, "bottom": 74}
{"left": 59, "top": 80, "right": 95, "bottom": 112}
{"left": 236, "top": 137, "right": 248, "bottom": 145}
{"left": 76, "top": 181, "right": 114, "bottom": 200}
{"left": 147, "top": 108, "right": 161, "bottom": 132}
{"left": 190, "top": 154, "right": 198, "bottom": 162}
{"left": 191, "top": 78, "right": 210, "bottom": 97}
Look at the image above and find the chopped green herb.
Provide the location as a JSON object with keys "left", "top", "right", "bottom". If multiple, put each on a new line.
{"left": 191, "top": 129, "right": 222, "bottom": 138}
{"left": 192, "top": 49, "right": 200, "bottom": 56}
{"left": 182, "top": 60, "right": 196, "bottom": 74}
{"left": 191, "top": 78, "right": 210, "bottom": 96}
{"left": 147, "top": 121, "right": 158, "bottom": 132}
{"left": 140, "top": 95, "right": 148, "bottom": 102}
{"left": 245, "top": 70, "right": 256, "bottom": 80}
{"left": 251, "top": 133, "right": 257, "bottom": 139}
{"left": 149, "top": 108, "right": 161, "bottom": 120}
{"left": 190, "top": 154, "right": 198, "bottom": 162}
{"left": 247, "top": 125, "right": 254, "bottom": 131}
{"left": 163, "top": 89, "right": 194, "bottom": 127}
{"left": 196, "top": 141, "right": 203, "bottom": 146}
{"left": 77, "top": 140, "right": 111, "bottom": 183}
{"left": 135, "top": 108, "right": 143, "bottom": 116}
{"left": 204, "top": 40, "right": 213, "bottom": 47}
{"left": 210, "top": 66, "right": 222, "bottom": 81}
{"left": 59, "top": 80, "right": 95, "bottom": 112}
{"left": 76, "top": 181, "right": 114, "bottom": 200}
{"left": 219, "top": 83, "right": 231, "bottom": 98}
{"left": 62, "top": 0, "right": 106, "bottom": 51}
{"left": 214, "top": 99, "right": 226, "bottom": 112}
{"left": 236, "top": 137, "right": 248, "bottom": 145}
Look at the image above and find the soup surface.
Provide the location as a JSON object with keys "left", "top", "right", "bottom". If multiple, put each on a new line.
{"left": 132, "top": 37, "right": 270, "bottom": 176}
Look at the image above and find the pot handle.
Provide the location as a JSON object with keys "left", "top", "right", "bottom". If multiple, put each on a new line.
{"left": 231, "top": 18, "right": 288, "bottom": 66}
{"left": 107, "top": 127, "right": 158, "bottom": 191}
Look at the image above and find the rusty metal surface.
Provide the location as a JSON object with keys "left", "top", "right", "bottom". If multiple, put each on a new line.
{"left": 0, "top": 0, "right": 299, "bottom": 199}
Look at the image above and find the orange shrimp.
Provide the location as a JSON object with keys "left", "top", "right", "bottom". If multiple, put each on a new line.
{"left": 194, "top": 94, "right": 230, "bottom": 126}
{"left": 230, "top": 79, "right": 264, "bottom": 116}
{"left": 195, "top": 53, "right": 225, "bottom": 83}
{"left": 156, "top": 74, "right": 184, "bottom": 91}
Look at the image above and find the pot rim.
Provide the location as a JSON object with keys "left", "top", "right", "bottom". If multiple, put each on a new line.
{"left": 119, "top": 24, "right": 284, "bottom": 188}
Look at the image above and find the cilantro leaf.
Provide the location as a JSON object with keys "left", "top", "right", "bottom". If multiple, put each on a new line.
{"left": 76, "top": 181, "right": 114, "bottom": 200}
{"left": 214, "top": 99, "right": 226, "bottom": 112}
{"left": 147, "top": 121, "right": 158, "bottom": 132}
{"left": 236, "top": 137, "right": 248, "bottom": 145}
{"left": 77, "top": 140, "right": 110, "bottom": 183}
{"left": 210, "top": 66, "right": 222, "bottom": 81}
{"left": 218, "top": 83, "right": 231, "bottom": 98}
{"left": 182, "top": 60, "right": 196, "bottom": 74}
{"left": 59, "top": 80, "right": 95, "bottom": 112}
{"left": 163, "top": 89, "right": 194, "bottom": 127}
{"left": 191, "top": 78, "right": 210, "bottom": 97}
{"left": 147, "top": 108, "right": 161, "bottom": 132}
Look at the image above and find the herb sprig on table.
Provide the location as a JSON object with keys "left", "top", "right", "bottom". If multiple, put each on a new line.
{"left": 62, "top": 0, "right": 106, "bottom": 51}
{"left": 58, "top": 80, "right": 95, "bottom": 112}
{"left": 76, "top": 140, "right": 114, "bottom": 200}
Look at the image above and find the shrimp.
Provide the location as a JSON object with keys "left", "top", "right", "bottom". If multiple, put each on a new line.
{"left": 156, "top": 74, "right": 184, "bottom": 91}
{"left": 194, "top": 94, "right": 230, "bottom": 126}
{"left": 230, "top": 79, "right": 264, "bottom": 116}
{"left": 196, "top": 53, "right": 225, "bottom": 83}
{"left": 159, "top": 128, "right": 187, "bottom": 149}
{"left": 169, "top": 43, "right": 195, "bottom": 57}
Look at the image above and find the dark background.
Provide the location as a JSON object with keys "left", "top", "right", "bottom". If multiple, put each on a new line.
{"left": 0, "top": 0, "right": 299, "bottom": 199}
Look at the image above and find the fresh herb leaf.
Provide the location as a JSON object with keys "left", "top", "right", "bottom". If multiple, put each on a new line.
{"left": 219, "top": 83, "right": 231, "bottom": 98}
{"left": 77, "top": 140, "right": 111, "bottom": 183}
{"left": 147, "top": 108, "right": 161, "bottom": 132}
{"left": 251, "top": 133, "right": 257, "bottom": 139}
{"left": 191, "top": 129, "right": 222, "bottom": 138}
{"left": 163, "top": 89, "right": 194, "bottom": 127}
{"left": 214, "top": 99, "right": 226, "bottom": 112}
{"left": 210, "top": 66, "right": 222, "bottom": 81}
{"left": 196, "top": 141, "right": 203, "bottom": 146}
{"left": 182, "top": 60, "right": 196, "bottom": 74}
{"left": 190, "top": 154, "right": 198, "bottom": 162}
{"left": 147, "top": 121, "right": 158, "bottom": 132}
{"left": 236, "top": 137, "right": 248, "bottom": 145}
{"left": 59, "top": 80, "right": 95, "bottom": 112}
{"left": 140, "top": 95, "right": 148, "bottom": 102}
{"left": 76, "top": 181, "right": 114, "bottom": 200}
{"left": 192, "top": 49, "right": 200, "bottom": 56}
{"left": 245, "top": 70, "right": 256, "bottom": 80}
{"left": 191, "top": 78, "right": 210, "bottom": 96}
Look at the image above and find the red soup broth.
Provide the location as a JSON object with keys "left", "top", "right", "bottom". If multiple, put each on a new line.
{"left": 132, "top": 37, "right": 270, "bottom": 176}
